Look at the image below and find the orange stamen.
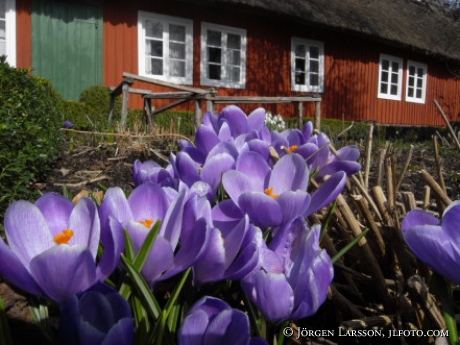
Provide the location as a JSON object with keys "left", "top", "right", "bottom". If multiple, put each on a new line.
{"left": 289, "top": 145, "right": 298, "bottom": 153}
{"left": 138, "top": 219, "right": 154, "bottom": 228}
{"left": 54, "top": 229, "right": 74, "bottom": 245}
{"left": 265, "top": 187, "right": 279, "bottom": 199}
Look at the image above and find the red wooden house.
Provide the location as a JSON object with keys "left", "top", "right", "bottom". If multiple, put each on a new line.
{"left": 6, "top": 0, "right": 460, "bottom": 126}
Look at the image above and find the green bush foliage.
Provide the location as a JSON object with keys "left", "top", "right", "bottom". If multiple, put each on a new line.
{"left": 0, "top": 57, "right": 63, "bottom": 216}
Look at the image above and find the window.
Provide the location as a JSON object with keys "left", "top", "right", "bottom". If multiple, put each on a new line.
{"left": 291, "top": 38, "right": 324, "bottom": 92}
{"left": 138, "top": 11, "right": 193, "bottom": 84}
{"left": 378, "top": 54, "right": 403, "bottom": 100}
{"left": 0, "top": 0, "right": 16, "bottom": 66}
{"left": 406, "top": 60, "right": 427, "bottom": 103}
{"left": 200, "top": 23, "right": 246, "bottom": 88}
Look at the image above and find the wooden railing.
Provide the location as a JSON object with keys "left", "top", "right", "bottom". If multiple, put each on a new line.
{"left": 110, "top": 72, "right": 322, "bottom": 131}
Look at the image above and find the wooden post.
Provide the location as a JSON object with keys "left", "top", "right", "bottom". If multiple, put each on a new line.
{"left": 315, "top": 100, "right": 321, "bottom": 131}
{"left": 297, "top": 102, "right": 303, "bottom": 129}
{"left": 144, "top": 98, "right": 153, "bottom": 129}
{"left": 206, "top": 100, "right": 215, "bottom": 113}
{"left": 195, "top": 99, "right": 203, "bottom": 128}
{"left": 434, "top": 99, "right": 460, "bottom": 151}
{"left": 120, "top": 81, "right": 130, "bottom": 131}
{"left": 108, "top": 95, "right": 115, "bottom": 125}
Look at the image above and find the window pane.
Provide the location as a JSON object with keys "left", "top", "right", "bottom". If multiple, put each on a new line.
{"left": 310, "top": 60, "right": 319, "bottom": 73}
{"left": 227, "top": 33, "right": 241, "bottom": 49}
{"left": 391, "top": 61, "right": 399, "bottom": 71}
{"left": 169, "top": 24, "right": 185, "bottom": 42}
{"left": 409, "top": 66, "right": 415, "bottom": 76}
{"left": 382, "top": 59, "right": 389, "bottom": 71}
{"left": 208, "top": 47, "right": 221, "bottom": 63}
{"left": 408, "top": 76, "right": 414, "bottom": 87}
{"left": 310, "top": 46, "right": 319, "bottom": 59}
{"left": 390, "top": 84, "right": 398, "bottom": 95}
{"left": 417, "top": 67, "right": 424, "bottom": 77}
{"left": 145, "top": 20, "right": 163, "bottom": 39}
{"left": 416, "top": 89, "right": 422, "bottom": 98}
{"left": 310, "top": 74, "right": 319, "bottom": 86}
{"left": 0, "top": 40, "right": 5, "bottom": 56}
{"left": 381, "top": 71, "right": 389, "bottom": 83}
{"left": 227, "top": 66, "right": 240, "bottom": 82}
{"left": 391, "top": 72, "right": 398, "bottom": 84}
{"left": 169, "top": 42, "right": 185, "bottom": 59}
{"left": 170, "top": 60, "right": 185, "bottom": 77}
{"left": 408, "top": 87, "right": 414, "bottom": 97}
{"left": 295, "top": 58, "right": 305, "bottom": 73}
{"left": 295, "top": 44, "right": 306, "bottom": 57}
{"left": 295, "top": 72, "right": 305, "bottom": 85}
{"left": 227, "top": 50, "right": 240, "bottom": 65}
{"left": 146, "top": 58, "right": 163, "bottom": 75}
{"left": 207, "top": 30, "right": 221, "bottom": 46}
{"left": 209, "top": 64, "right": 221, "bottom": 80}
{"left": 417, "top": 78, "right": 423, "bottom": 88}
{"left": 380, "top": 83, "right": 388, "bottom": 94}
{"left": 146, "top": 40, "right": 163, "bottom": 57}
{"left": 0, "top": 21, "right": 5, "bottom": 40}
{"left": 0, "top": 0, "right": 5, "bottom": 17}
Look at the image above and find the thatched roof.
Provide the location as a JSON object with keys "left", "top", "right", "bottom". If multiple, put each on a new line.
{"left": 178, "top": 0, "right": 460, "bottom": 62}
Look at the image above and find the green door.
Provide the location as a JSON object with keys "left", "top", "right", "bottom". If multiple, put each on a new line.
{"left": 32, "top": 0, "right": 103, "bottom": 100}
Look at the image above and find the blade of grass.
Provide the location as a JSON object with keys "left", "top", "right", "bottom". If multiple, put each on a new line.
{"left": 332, "top": 228, "right": 370, "bottom": 263}
{"left": 0, "top": 294, "right": 12, "bottom": 345}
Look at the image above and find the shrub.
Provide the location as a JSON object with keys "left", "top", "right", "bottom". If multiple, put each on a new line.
{"left": 0, "top": 57, "right": 63, "bottom": 218}
{"left": 78, "top": 85, "right": 121, "bottom": 130}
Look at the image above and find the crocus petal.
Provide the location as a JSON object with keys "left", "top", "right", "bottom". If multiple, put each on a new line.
{"left": 193, "top": 227, "right": 226, "bottom": 284}
{"left": 175, "top": 152, "right": 202, "bottom": 187}
{"left": 129, "top": 182, "right": 170, "bottom": 222}
{"left": 269, "top": 153, "right": 309, "bottom": 193}
{"left": 99, "top": 187, "right": 134, "bottom": 233}
{"left": 403, "top": 224, "right": 460, "bottom": 284}
{"left": 277, "top": 191, "right": 311, "bottom": 224}
{"left": 293, "top": 143, "right": 319, "bottom": 159}
{"left": 97, "top": 217, "right": 125, "bottom": 281}
{"left": 178, "top": 309, "right": 208, "bottom": 345}
{"left": 0, "top": 239, "right": 45, "bottom": 297}
{"left": 68, "top": 197, "right": 100, "bottom": 259}
{"left": 35, "top": 193, "right": 74, "bottom": 236}
{"left": 218, "top": 121, "right": 232, "bottom": 142}
{"left": 101, "top": 318, "right": 135, "bottom": 345}
{"left": 218, "top": 105, "right": 248, "bottom": 137}
{"left": 316, "top": 161, "right": 361, "bottom": 179}
{"left": 440, "top": 200, "right": 460, "bottom": 244}
{"left": 30, "top": 245, "right": 97, "bottom": 302}
{"left": 78, "top": 319, "right": 106, "bottom": 344}
{"left": 238, "top": 192, "right": 283, "bottom": 228}
{"left": 247, "top": 107, "right": 266, "bottom": 131}
{"left": 241, "top": 270, "right": 294, "bottom": 323}
{"left": 305, "top": 171, "right": 346, "bottom": 216}
{"left": 201, "top": 152, "right": 235, "bottom": 196}
{"left": 336, "top": 145, "right": 361, "bottom": 161}
{"left": 203, "top": 309, "right": 250, "bottom": 345}
{"left": 161, "top": 190, "right": 187, "bottom": 248}
{"left": 402, "top": 209, "right": 439, "bottom": 231}
{"left": 211, "top": 199, "right": 245, "bottom": 233}
{"left": 196, "top": 124, "right": 220, "bottom": 155}
{"left": 142, "top": 236, "right": 174, "bottom": 287}
{"left": 4, "top": 200, "right": 54, "bottom": 267}
{"left": 243, "top": 139, "right": 271, "bottom": 162}
{"left": 235, "top": 151, "right": 270, "bottom": 189}
{"left": 222, "top": 171, "right": 258, "bottom": 205}
{"left": 302, "top": 122, "right": 314, "bottom": 141}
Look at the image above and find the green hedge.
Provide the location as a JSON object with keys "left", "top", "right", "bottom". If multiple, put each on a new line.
{"left": 0, "top": 57, "right": 63, "bottom": 218}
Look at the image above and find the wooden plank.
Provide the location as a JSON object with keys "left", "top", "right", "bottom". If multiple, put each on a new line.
{"left": 144, "top": 92, "right": 195, "bottom": 99}
{"left": 110, "top": 77, "right": 134, "bottom": 97}
{"left": 201, "top": 96, "right": 321, "bottom": 103}
{"left": 120, "top": 82, "right": 131, "bottom": 130}
{"left": 195, "top": 100, "right": 203, "bottom": 128}
{"left": 123, "top": 72, "right": 210, "bottom": 94}
{"left": 150, "top": 98, "right": 192, "bottom": 116}
{"left": 297, "top": 102, "right": 303, "bottom": 129}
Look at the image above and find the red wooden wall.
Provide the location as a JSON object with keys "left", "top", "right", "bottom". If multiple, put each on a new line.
{"left": 15, "top": 0, "right": 460, "bottom": 126}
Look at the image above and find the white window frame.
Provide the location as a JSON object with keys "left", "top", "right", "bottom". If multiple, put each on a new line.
{"left": 290, "top": 37, "right": 324, "bottom": 93}
{"left": 1, "top": 0, "right": 16, "bottom": 66}
{"left": 138, "top": 11, "right": 193, "bottom": 85}
{"left": 378, "top": 54, "right": 403, "bottom": 101}
{"left": 200, "top": 22, "right": 246, "bottom": 89}
{"left": 406, "top": 60, "right": 427, "bottom": 104}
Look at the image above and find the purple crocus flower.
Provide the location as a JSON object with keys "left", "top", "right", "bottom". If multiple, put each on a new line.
{"left": 271, "top": 122, "right": 361, "bottom": 178}
{"left": 63, "top": 120, "right": 75, "bottom": 129}
{"left": 222, "top": 151, "right": 346, "bottom": 229}
{"left": 99, "top": 183, "right": 209, "bottom": 287}
{"left": 0, "top": 193, "right": 123, "bottom": 302}
{"left": 402, "top": 201, "right": 460, "bottom": 284}
{"left": 59, "top": 282, "right": 134, "bottom": 345}
{"left": 133, "top": 159, "right": 173, "bottom": 186}
{"left": 192, "top": 215, "right": 263, "bottom": 285}
{"left": 241, "top": 219, "right": 334, "bottom": 323}
{"left": 178, "top": 296, "right": 269, "bottom": 345}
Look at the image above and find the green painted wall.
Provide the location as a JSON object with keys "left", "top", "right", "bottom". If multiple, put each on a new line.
{"left": 32, "top": 0, "right": 103, "bottom": 100}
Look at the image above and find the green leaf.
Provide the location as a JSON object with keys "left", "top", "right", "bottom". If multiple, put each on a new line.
{"left": 433, "top": 273, "right": 459, "bottom": 345}
{"left": 0, "top": 294, "right": 12, "bottom": 345}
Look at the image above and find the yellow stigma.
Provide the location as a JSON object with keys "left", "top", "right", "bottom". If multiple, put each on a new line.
{"left": 138, "top": 219, "right": 154, "bottom": 228}
{"left": 54, "top": 229, "right": 74, "bottom": 245}
{"left": 264, "top": 187, "right": 279, "bottom": 199}
{"left": 289, "top": 145, "right": 298, "bottom": 153}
